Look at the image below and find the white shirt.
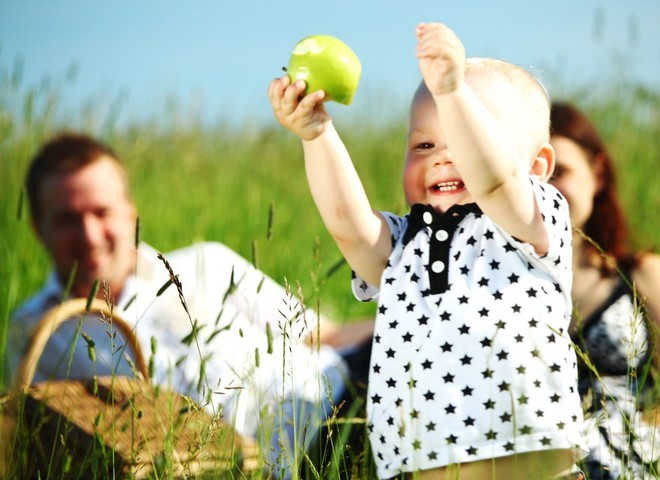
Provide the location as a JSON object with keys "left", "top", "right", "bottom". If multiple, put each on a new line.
{"left": 353, "top": 179, "right": 587, "bottom": 478}
{"left": 8, "top": 242, "right": 346, "bottom": 438}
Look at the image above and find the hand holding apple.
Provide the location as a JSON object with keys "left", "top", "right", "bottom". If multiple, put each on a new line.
{"left": 287, "top": 34, "right": 362, "bottom": 106}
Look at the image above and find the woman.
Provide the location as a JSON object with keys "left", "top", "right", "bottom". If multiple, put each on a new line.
{"left": 550, "top": 102, "right": 660, "bottom": 479}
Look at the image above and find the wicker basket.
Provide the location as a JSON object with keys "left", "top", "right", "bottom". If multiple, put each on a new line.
{"left": 1, "top": 298, "right": 258, "bottom": 478}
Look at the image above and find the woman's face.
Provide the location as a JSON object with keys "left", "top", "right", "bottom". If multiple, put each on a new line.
{"left": 549, "top": 135, "right": 599, "bottom": 229}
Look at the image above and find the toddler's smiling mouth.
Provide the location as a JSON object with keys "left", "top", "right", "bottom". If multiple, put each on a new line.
{"left": 431, "top": 180, "right": 464, "bottom": 192}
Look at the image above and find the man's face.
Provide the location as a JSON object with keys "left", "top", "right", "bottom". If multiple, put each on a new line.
{"left": 34, "top": 156, "right": 137, "bottom": 299}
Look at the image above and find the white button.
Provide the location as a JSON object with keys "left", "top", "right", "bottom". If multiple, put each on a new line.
{"left": 423, "top": 212, "right": 433, "bottom": 225}
{"left": 431, "top": 261, "right": 445, "bottom": 273}
{"left": 435, "top": 229, "right": 449, "bottom": 241}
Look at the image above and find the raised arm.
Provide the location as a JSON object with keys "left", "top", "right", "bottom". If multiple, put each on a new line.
{"left": 416, "top": 23, "right": 552, "bottom": 254}
{"left": 267, "top": 75, "right": 391, "bottom": 285}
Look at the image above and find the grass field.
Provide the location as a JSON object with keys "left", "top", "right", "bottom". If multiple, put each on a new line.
{"left": 1, "top": 57, "right": 659, "bottom": 477}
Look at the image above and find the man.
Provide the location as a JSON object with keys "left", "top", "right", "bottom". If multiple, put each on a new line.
{"left": 7, "top": 132, "right": 373, "bottom": 474}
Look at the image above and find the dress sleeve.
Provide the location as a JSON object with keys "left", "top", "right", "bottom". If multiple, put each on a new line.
{"left": 351, "top": 211, "right": 407, "bottom": 302}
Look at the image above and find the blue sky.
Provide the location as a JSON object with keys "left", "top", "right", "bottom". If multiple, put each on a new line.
{"left": 1, "top": 1, "right": 659, "bottom": 127}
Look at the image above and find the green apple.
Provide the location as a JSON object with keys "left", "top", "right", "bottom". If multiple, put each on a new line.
{"left": 287, "top": 34, "right": 361, "bottom": 106}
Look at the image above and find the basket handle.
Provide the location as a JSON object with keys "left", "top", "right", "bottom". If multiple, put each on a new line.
{"left": 15, "top": 298, "right": 150, "bottom": 391}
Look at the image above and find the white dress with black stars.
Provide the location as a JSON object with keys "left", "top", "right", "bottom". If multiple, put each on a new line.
{"left": 353, "top": 178, "right": 587, "bottom": 478}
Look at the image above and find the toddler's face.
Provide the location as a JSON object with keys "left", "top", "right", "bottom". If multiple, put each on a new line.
{"left": 403, "top": 89, "right": 474, "bottom": 214}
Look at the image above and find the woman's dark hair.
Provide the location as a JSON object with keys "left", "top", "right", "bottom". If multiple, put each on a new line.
{"left": 550, "top": 102, "right": 633, "bottom": 273}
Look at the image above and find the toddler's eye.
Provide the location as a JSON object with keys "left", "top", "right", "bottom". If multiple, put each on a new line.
{"left": 416, "top": 142, "right": 434, "bottom": 150}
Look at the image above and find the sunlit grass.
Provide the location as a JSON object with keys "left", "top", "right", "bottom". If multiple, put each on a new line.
{"left": 0, "top": 54, "right": 659, "bottom": 478}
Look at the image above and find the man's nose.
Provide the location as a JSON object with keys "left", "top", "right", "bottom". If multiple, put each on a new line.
{"left": 79, "top": 215, "right": 104, "bottom": 245}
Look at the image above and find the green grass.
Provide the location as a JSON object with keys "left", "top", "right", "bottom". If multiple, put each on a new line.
{"left": 1, "top": 55, "right": 659, "bottom": 478}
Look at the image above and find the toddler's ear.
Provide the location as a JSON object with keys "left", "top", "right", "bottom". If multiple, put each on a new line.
{"left": 530, "top": 143, "right": 555, "bottom": 182}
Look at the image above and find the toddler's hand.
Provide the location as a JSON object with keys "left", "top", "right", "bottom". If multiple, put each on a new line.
{"left": 415, "top": 23, "right": 466, "bottom": 96}
{"left": 267, "top": 75, "right": 331, "bottom": 141}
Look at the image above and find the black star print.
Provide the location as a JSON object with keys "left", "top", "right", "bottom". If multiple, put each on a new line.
{"left": 371, "top": 394, "right": 382, "bottom": 404}
{"left": 547, "top": 333, "right": 556, "bottom": 343}
{"left": 424, "top": 390, "right": 435, "bottom": 401}
{"left": 426, "top": 421, "right": 436, "bottom": 431}
{"left": 428, "top": 451, "right": 438, "bottom": 460}
{"left": 386, "top": 378, "right": 396, "bottom": 388}
{"left": 458, "top": 324, "right": 470, "bottom": 334}
{"left": 418, "top": 315, "right": 429, "bottom": 325}
{"left": 373, "top": 364, "right": 381, "bottom": 374}
{"left": 466, "top": 446, "right": 478, "bottom": 456}
{"left": 484, "top": 230, "right": 494, "bottom": 239}
{"left": 483, "top": 399, "right": 495, "bottom": 410}
{"left": 480, "top": 337, "right": 492, "bottom": 347}
{"left": 485, "top": 430, "right": 497, "bottom": 440}
{"left": 413, "top": 248, "right": 423, "bottom": 257}
{"left": 460, "top": 265, "right": 469, "bottom": 275}
{"left": 466, "top": 236, "right": 477, "bottom": 246}
{"left": 512, "top": 304, "right": 521, "bottom": 313}
{"left": 478, "top": 307, "right": 489, "bottom": 317}
{"left": 445, "top": 404, "right": 456, "bottom": 414}
{"left": 526, "top": 287, "right": 538, "bottom": 297}
{"left": 446, "top": 434, "right": 458, "bottom": 444}
{"left": 461, "top": 386, "right": 474, "bottom": 396}
{"left": 504, "top": 242, "right": 516, "bottom": 253}
{"left": 374, "top": 334, "right": 381, "bottom": 343}
{"left": 440, "top": 342, "right": 452, "bottom": 352}
{"left": 421, "top": 288, "right": 432, "bottom": 297}
{"left": 389, "top": 320, "right": 398, "bottom": 329}
{"left": 535, "top": 409, "right": 545, "bottom": 417}
{"left": 504, "top": 442, "right": 515, "bottom": 452}
{"left": 529, "top": 318, "right": 538, "bottom": 328}
{"left": 514, "top": 334, "right": 524, "bottom": 343}
{"left": 494, "top": 320, "right": 506, "bottom": 329}
{"left": 460, "top": 354, "right": 472, "bottom": 365}
{"left": 508, "top": 273, "right": 519, "bottom": 283}
{"left": 498, "top": 381, "right": 510, "bottom": 392}
{"left": 412, "top": 440, "right": 421, "bottom": 450}
{"left": 443, "top": 373, "right": 455, "bottom": 383}
{"left": 540, "top": 437, "right": 552, "bottom": 446}
{"left": 410, "top": 273, "right": 420, "bottom": 282}
{"left": 379, "top": 305, "right": 388, "bottom": 314}
{"left": 478, "top": 277, "right": 489, "bottom": 287}
{"left": 493, "top": 290, "right": 503, "bottom": 300}
{"left": 463, "top": 416, "right": 475, "bottom": 427}
{"left": 489, "top": 259, "right": 500, "bottom": 270}
{"left": 406, "top": 302, "right": 415, "bottom": 312}
{"left": 402, "top": 332, "right": 413, "bottom": 342}
{"left": 550, "top": 393, "right": 561, "bottom": 403}
{"left": 516, "top": 365, "right": 526, "bottom": 374}
{"left": 397, "top": 292, "right": 407, "bottom": 301}
{"left": 421, "top": 359, "right": 433, "bottom": 369}
{"left": 519, "top": 425, "right": 532, "bottom": 435}
{"left": 500, "top": 412, "right": 512, "bottom": 423}
{"left": 496, "top": 350, "right": 509, "bottom": 360}
{"left": 458, "top": 295, "right": 469, "bottom": 304}
{"left": 518, "top": 394, "right": 529, "bottom": 405}
{"left": 550, "top": 363, "right": 561, "bottom": 373}
{"left": 482, "top": 368, "right": 493, "bottom": 378}
{"left": 440, "top": 311, "right": 451, "bottom": 321}
{"left": 557, "top": 422, "right": 565, "bottom": 430}
{"left": 385, "top": 348, "right": 395, "bottom": 358}
{"left": 387, "top": 416, "right": 394, "bottom": 425}
{"left": 410, "top": 409, "right": 419, "bottom": 419}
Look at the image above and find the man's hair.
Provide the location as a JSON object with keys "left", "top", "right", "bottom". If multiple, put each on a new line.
{"left": 25, "top": 132, "right": 128, "bottom": 220}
